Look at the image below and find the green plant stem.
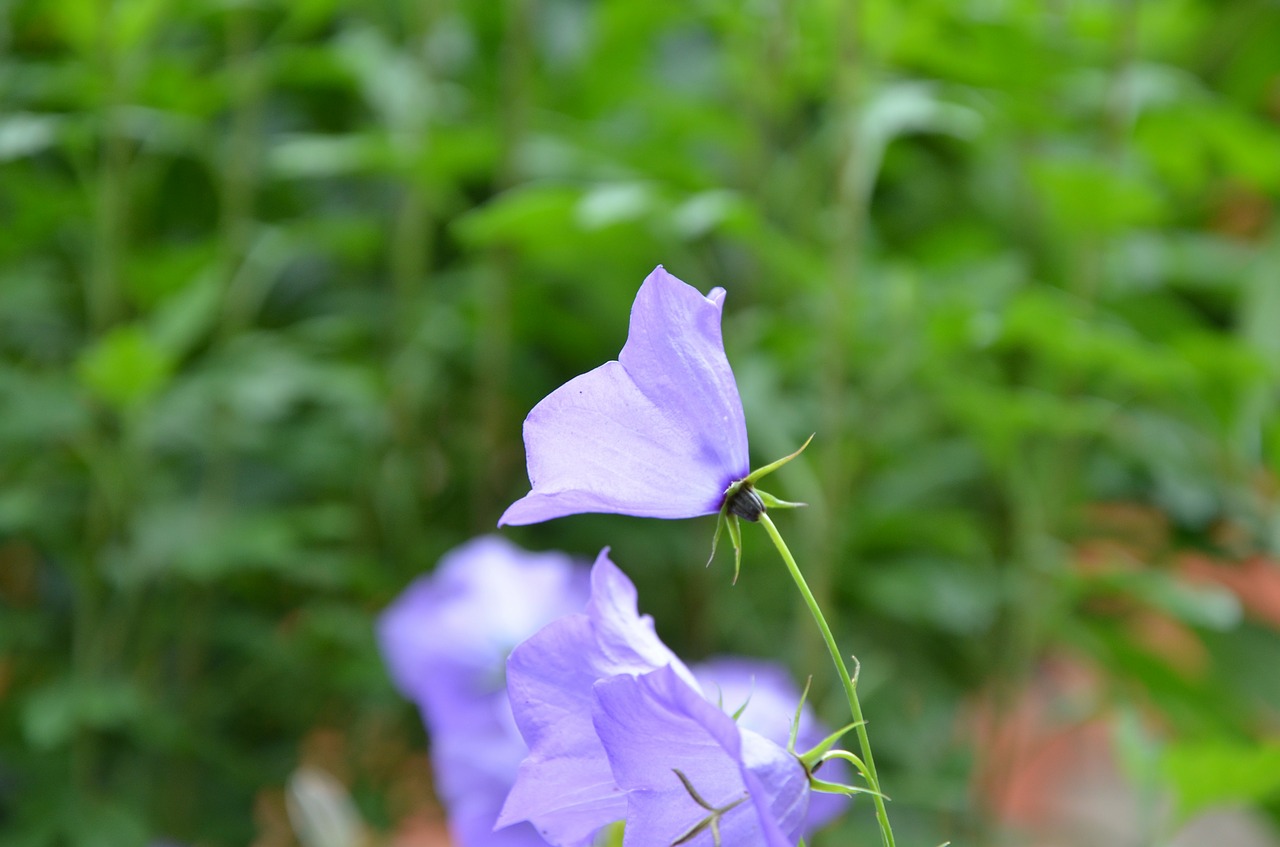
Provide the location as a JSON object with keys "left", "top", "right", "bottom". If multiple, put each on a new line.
{"left": 758, "top": 513, "right": 895, "bottom": 847}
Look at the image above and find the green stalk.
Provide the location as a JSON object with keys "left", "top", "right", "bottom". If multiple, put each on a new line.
{"left": 758, "top": 513, "right": 895, "bottom": 847}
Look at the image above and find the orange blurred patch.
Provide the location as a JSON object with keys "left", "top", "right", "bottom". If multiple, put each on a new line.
{"left": 1081, "top": 502, "right": 1171, "bottom": 553}
{"left": 0, "top": 541, "right": 39, "bottom": 606}
{"left": 1180, "top": 553, "right": 1280, "bottom": 629}
{"left": 966, "top": 656, "right": 1142, "bottom": 844}
{"left": 300, "top": 727, "right": 351, "bottom": 785}
{"left": 1211, "top": 182, "right": 1273, "bottom": 242}
{"left": 968, "top": 657, "right": 1095, "bottom": 819}
{"left": 391, "top": 812, "right": 454, "bottom": 847}
{"left": 250, "top": 788, "right": 294, "bottom": 847}
{"left": 1127, "top": 609, "right": 1208, "bottom": 678}
{"left": 1074, "top": 537, "right": 1144, "bottom": 576}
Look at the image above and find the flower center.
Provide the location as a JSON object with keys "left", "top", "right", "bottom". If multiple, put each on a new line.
{"left": 725, "top": 483, "right": 765, "bottom": 522}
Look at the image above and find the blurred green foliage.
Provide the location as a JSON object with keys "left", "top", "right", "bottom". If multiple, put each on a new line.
{"left": 2, "top": 0, "right": 1280, "bottom": 845}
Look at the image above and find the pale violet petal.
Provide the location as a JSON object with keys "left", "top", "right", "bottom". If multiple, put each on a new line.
{"left": 500, "top": 266, "right": 748, "bottom": 526}
{"left": 693, "top": 658, "right": 850, "bottom": 831}
{"left": 500, "top": 552, "right": 694, "bottom": 846}
{"left": 592, "top": 666, "right": 806, "bottom": 847}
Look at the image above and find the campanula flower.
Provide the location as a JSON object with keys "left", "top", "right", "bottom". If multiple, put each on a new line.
{"left": 498, "top": 550, "right": 696, "bottom": 846}
{"left": 377, "top": 536, "right": 590, "bottom": 847}
{"left": 500, "top": 553, "right": 839, "bottom": 847}
{"left": 499, "top": 266, "right": 750, "bottom": 526}
{"left": 499, "top": 266, "right": 808, "bottom": 581}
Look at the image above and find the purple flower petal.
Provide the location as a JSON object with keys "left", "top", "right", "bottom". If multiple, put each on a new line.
{"left": 592, "top": 665, "right": 809, "bottom": 847}
{"left": 693, "top": 658, "right": 851, "bottom": 831}
{"left": 499, "top": 551, "right": 698, "bottom": 846}
{"left": 376, "top": 536, "right": 590, "bottom": 847}
{"left": 500, "top": 266, "right": 749, "bottom": 526}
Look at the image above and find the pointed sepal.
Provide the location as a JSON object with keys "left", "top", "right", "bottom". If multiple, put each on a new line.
{"left": 744, "top": 434, "right": 814, "bottom": 486}
{"left": 725, "top": 514, "right": 743, "bottom": 584}
{"left": 809, "top": 776, "right": 889, "bottom": 801}
{"left": 757, "top": 490, "right": 807, "bottom": 511}
{"left": 707, "top": 510, "right": 727, "bottom": 568}
{"left": 798, "top": 721, "right": 867, "bottom": 771}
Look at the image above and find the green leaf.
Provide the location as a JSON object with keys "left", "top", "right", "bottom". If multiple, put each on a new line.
{"left": 22, "top": 677, "right": 146, "bottom": 750}
{"left": 1164, "top": 740, "right": 1280, "bottom": 820}
{"left": 76, "top": 324, "right": 175, "bottom": 411}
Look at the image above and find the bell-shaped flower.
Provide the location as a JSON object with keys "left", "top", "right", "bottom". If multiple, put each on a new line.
{"left": 499, "top": 550, "right": 698, "bottom": 846}
{"left": 377, "top": 536, "right": 590, "bottom": 847}
{"left": 499, "top": 266, "right": 809, "bottom": 581}
{"left": 499, "top": 266, "right": 750, "bottom": 526}
{"left": 500, "top": 553, "right": 836, "bottom": 847}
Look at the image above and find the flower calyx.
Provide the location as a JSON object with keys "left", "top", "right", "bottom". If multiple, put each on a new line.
{"left": 708, "top": 435, "right": 814, "bottom": 584}
{"left": 669, "top": 769, "right": 748, "bottom": 847}
{"left": 785, "top": 676, "right": 887, "bottom": 805}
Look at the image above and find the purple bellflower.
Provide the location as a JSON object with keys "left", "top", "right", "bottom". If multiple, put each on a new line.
{"left": 499, "top": 266, "right": 807, "bottom": 581}
{"left": 377, "top": 536, "right": 590, "bottom": 847}
{"left": 500, "top": 553, "right": 845, "bottom": 847}
{"left": 499, "top": 266, "right": 749, "bottom": 526}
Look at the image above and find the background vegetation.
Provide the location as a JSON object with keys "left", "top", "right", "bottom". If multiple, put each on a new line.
{"left": 2, "top": 0, "right": 1279, "bottom": 845}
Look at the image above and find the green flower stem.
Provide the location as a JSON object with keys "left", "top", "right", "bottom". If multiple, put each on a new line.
{"left": 758, "top": 513, "right": 895, "bottom": 847}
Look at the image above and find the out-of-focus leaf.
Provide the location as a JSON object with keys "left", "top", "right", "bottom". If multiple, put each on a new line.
{"left": 268, "top": 133, "right": 392, "bottom": 178}
{"left": 22, "top": 677, "right": 146, "bottom": 750}
{"left": 0, "top": 113, "right": 60, "bottom": 160}
{"left": 864, "top": 557, "right": 1001, "bottom": 634}
{"left": 75, "top": 324, "right": 175, "bottom": 411}
{"left": 0, "top": 367, "right": 90, "bottom": 444}
{"left": 575, "top": 181, "right": 653, "bottom": 230}
{"left": 149, "top": 271, "right": 222, "bottom": 357}
{"left": 1071, "top": 567, "right": 1242, "bottom": 631}
{"left": 1164, "top": 740, "right": 1280, "bottom": 821}
{"left": 1031, "top": 156, "right": 1164, "bottom": 234}
{"left": 850, "top": 82, "right": 982, "bottom": 203}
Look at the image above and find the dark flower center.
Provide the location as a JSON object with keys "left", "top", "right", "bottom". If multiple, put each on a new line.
{"left": 725, "top": 483, "right": 765, "bottom": 522}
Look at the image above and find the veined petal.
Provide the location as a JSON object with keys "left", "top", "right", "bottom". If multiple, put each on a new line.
{"left": 619, "top": 268, "right": 748, "bottom": 485}
{"left": 592, "top": 666, "right": 807, "bottom": 847}
{"left": 500, "top": 267, "right": 748, "bottom": 526}
{"left": 693, "top": 659, "right": 850, "bottom": 831}
{"left": 500, "top": 552, "right": 696, "bottom": 846}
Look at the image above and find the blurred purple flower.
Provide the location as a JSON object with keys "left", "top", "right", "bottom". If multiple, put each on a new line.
{"left": 377, "top": 536, "right": 590, "bottom": 847}
{"left": 501, "top": 554, "right": 825, "bottom": 847}
{"left": 499, "top": 266, "right": 749, "bottom": 526}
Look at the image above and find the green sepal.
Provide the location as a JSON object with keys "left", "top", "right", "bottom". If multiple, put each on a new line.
{"left": 671, "top": 769, "right": 747, "bottom": 847}
{"left": 809, "top": 776, "right": 889, "bottom": 801}
{"left": 757, "top": 490, "right": 807, "bottom": 510}
{"left": 730, "top": 685, "right": 754, "bottom": 722}
{"left": 706, "top": 506, "right": 743, "bottom": 584}
{"left": 799, "top": 720, "right": 867, "bottom": 770}
{"left": 707, "top": 510, "right": 727, "bottom": 568}
{"left": 725, "top": 513, "right": 743, "bottom": 584}
{"left": 744, "top": 433, "right": 814, "bottom": 485}
{"left": 597, "top": 821, "right": 625, "bottom": 847}
{"left": 787, "top": 676, "right": 814, "bottom": 754}
{"left": 813, "top": 748, "right": 874, "bottom": 785}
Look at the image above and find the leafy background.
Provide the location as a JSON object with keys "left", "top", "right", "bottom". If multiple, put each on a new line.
{"left": 2, "top": 0, "right": 1279, "bottom": 845}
